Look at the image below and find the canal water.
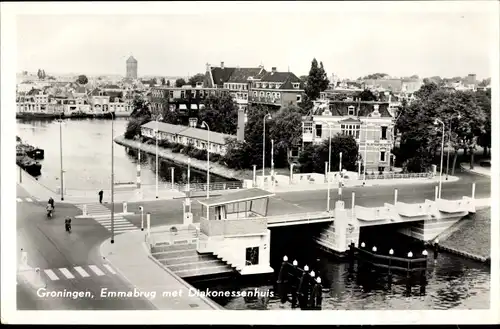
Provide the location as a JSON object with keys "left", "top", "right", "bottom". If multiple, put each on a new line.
{"left": 16, "top": 118, "right": 231, "bottom": 191}
{"left": 16, "top": 118, "right": 491, "bottom": 310}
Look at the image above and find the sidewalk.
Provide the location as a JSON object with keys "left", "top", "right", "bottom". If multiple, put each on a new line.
{"left": 262, "top": 175, "right": 460, "bottom": 193}
{"left": 99, "top": 230, "right": 222, "bottom": 310}
{"left": 460, "top": 162, "right": 491, "bottom": 177}
{"left": 17, "top": 167, "right": 186, "bottom": 204}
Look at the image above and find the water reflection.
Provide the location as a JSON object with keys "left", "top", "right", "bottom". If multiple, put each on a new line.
{"left": 16, "top": 118, "right": 232, "bottom": 190}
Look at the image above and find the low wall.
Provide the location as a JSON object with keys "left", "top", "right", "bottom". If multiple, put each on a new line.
{"left": 114, "top": 135, "right": 245, "bottom": 181}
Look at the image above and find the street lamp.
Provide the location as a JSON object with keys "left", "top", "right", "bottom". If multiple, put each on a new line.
{"left": 57, "top": 116, "right": 64, "bottom": 201}
{"left": 111, "top": 112, "right": 115, "bottom": 244}
{"left": 154, "top": 114, "right": 163, "bottom": 199}
{"left": 262, "top": 113, "right": 272, "bottom": 184}
{"left": 434, "top": 118, "right": 445, "bottom": 199}
{"left": 139, "top": 206, "right": 144, "bottom": 231}
{"left": 446, "top": 114, "right": 461, "bottom": 180}
{"left": 201, "top": 121, "right": 210, "bottom": 199}
{"left": 319, "top": 122, "right": 333, "bottom": 212}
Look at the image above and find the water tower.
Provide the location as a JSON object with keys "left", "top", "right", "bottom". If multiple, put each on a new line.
{"left": 126, "top": 56, "right": 138, "bottom": 80}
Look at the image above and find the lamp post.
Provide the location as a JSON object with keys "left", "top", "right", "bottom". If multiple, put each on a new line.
{"left": 362, "top": 115, "right": 371, "bottom": 182}
{"left": 434, "top": 118, "right": 445, "bottom": 199}
{"left": 57, "top": 117, "right": 64, "bottom": 201}
{"left": 319, "top": 122, "right": 333, "bottom": 212}
{"left": 446, "top": 114, "right": 461, "bottom": 180}
{"left": 111, "top": 112, "right": 115, "bottom": 244}
{"left": 262, "top": 113, "right": 272, "bottom": 184}
{"left": 139, "top": 206, "right": 144, "bottom": 231}
{"left": 154, "top": 114, "right": 163, "bottom": 199}
{"left": 201, "top": 121, "right": 210, "bottom": 199}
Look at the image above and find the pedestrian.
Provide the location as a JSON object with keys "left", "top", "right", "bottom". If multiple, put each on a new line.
{"left": 98, "top": 190, "right": 103, "bottom": 203}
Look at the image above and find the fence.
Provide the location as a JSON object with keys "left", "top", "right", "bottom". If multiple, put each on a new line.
{"left": 147, "top": 225, "right": 199, "bottom": 248}
{"left": 173, "top": 181, "right": 243, "bottom": 192}
{"left": 364, "top": 172, "right": 432, "bottom": 180}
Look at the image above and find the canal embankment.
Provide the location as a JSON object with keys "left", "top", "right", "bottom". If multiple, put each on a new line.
{"left": 438, "top": 207, "right": 491, "bottom": 263}
{"left": 115, "top": 135, "right": 255, "bottom": 182}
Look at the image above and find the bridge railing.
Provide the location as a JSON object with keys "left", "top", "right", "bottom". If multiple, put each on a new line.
{"left": 147, "top": 225, "right": 199, "bottom": 248}
{"left": 364, "top": 172, "right": 432, "bottom": 180}
{"left": 171, "top": 181, "right": 244, "bottom": 192}
{"left": 266, "top": 211, "right": 334, "bottom": 225}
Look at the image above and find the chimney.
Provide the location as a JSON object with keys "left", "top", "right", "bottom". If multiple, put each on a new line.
{"left": 271, "top": 67, "right": 277, "bottom": 73}
{"left": 221, "top": 62, "right": 225, "bottom": 69}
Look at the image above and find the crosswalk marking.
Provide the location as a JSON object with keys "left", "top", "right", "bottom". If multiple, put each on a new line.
{"left": 89, "top": 265, "right": 105, "bottom": 276}
{"left": 103, "top": 264, "right": 116, "bottom": 274}
{"left": 44, "top": 269, "right": 59, "bottom": 280}
{"left": 25, "top": 198, "right": 33, "bottom": 202}
{"left": 17, "top": 198, "right": 22, "bottom": 202}
{"left": 59, "top": 268, "right": 75, "bottom": 279}
{"left": 74, "top": 266, "right": 90, "bottom": 278}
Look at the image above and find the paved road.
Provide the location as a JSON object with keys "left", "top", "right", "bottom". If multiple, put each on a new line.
{"left": 16, "top": 185, "right": 156, "bottom": 310}
{"left": 97, "top": 171, "right": 490, "bottom": 229}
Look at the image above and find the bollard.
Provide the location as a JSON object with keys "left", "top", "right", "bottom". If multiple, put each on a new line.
{"left": 146, "top": 212, "right": 151, "bottom": 240}
{"left": 82, "top": 204, "right": 87, "bottom": 216}
{"left": 472, "top": 183, "right": 476, "bottom": 200}
{"left": 123, "top": 202, "right": 128, "bottom": 214}
{"left": 276, "top": 256, "right": 288, "bottom": 304}
{"left": 388, "top": 249, "right": 394, "bottom": 288}
{"left": 435, "top": 186, "right": 439, "bottom": 201}
{"left": 312, "top": 277, "right": 323, "bottom": 310}
{"left": 394, "top": 188, "right": 398, "bottom": 205}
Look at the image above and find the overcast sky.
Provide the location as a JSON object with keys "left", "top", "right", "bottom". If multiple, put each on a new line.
{"left": 12, "top": 1, "right": 498, "bottom": 80}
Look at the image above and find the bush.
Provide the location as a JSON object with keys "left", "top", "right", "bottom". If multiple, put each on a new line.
{"left": 210, "top": 153, "right": 221, "bottom": 163}
{"left": 172, "top": 144, "right": 182, "bottom": 153}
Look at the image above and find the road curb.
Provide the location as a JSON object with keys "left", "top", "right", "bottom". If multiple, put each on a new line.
{"left": 460, "top": 163, "right": 491, "bottom": 178}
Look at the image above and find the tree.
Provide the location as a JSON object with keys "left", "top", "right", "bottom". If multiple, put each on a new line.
{"left": 363, "top": 73, "right": 388, "bottom": 80}
{"left": 299, "top": 75, "right": 308, "bottom": 86}
{"left": 298, "top": 134, "right": 359, "bottom": 173}
{"left": 474, "top": 89, "right": 491, "bottom": 156}
{"left": 166, "top": 80, "right": 171, "bottom": 87}
{"left": 199, "top": 94, "right": 238, "bottom": 135}
{"left": 478, "top": 78, "right": 491, "bottom": 87}
{"left": 396, "top": 87, "right": 487, "bottom": 173}
{"left": 410, "top": 75, "right": 419, "bottom": 79}
{"left": 304, "top": 58, "right": 329, "bottom": 101}
{"left": 414, "top": 82, "right": 439, "bottom": 100}
{"left": 269, "top": 105, "right": 303, "bottom": 167}
{"left": 175, "top": 78, "right": 186, "bottom": 87}
{"left": 356, "top": 89, "right": 378, "bottom": 101}
{"left": 130, "top": 96, "right": 151, "bottom": 118}
{"left": 76, "top": 75, "right": 88, "bottom": 85}
{"left": 161, "top": 77, "right": 166, "bottom": 85}
{"left": 188, "top": 73, "right": 205, "bottom": 87}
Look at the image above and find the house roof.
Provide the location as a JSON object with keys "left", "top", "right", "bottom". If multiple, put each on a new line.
{"left": 326, "top": 101, "right": 392, "bottom": 118}
{"left": 227, "top": 68, "right": 266, "bottom": 83}
{"left": 211, "top": 67, "right": 236, "bottom": 86}
{"left": 142, "top": 121, "right": 188, "bottom": 135}
{"left": 75, "top": 86, "right": 87, "bottom": 94}
{"left": 103, "top": 84, "right": 120, "bottom": 89}
{"left": 363, "top": 79, "right": 403, "bottom": 93}
{"left": 260, "top": 71, "right": 301, "bottom": 84}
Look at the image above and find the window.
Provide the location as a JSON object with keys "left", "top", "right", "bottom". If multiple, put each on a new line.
{"left": 381, "top": 126, "right": 388, "bottom": 140}
{"left": 181, "top": 91, "right": 185, "bottom": 99}
{"left": 293, "top": 83, "right": 300, "bottom": 89}
{"left": 341, "top": 124, "right": 361, "bottom": 139}
{"left": 276, "top": 93, "right": 281, "bottom": 99}
{"left": 253, "top": 91, "right": 257, "bottom": 97}
{"left": 245, "top": 247, "right": 259, "bottom": 265}
{"left": 348, "top": 106, "right": 355, "bottom": 116}
{"left": 303, "top": 122, "right": 313, "bottom": 134}
{"left": 266, "top": 92, "right": 271, "bottom": 98}
{"left": 380, "top": 151, "right": 386, "bottom": 162}
{"left": 315, "top": 124, "right": 322, "bottom": 138}
{"left": 260, "top": 91, "right": 264, "bottom": 97}
{"left": 297, "top": 95, "right": 302, "bottom": 102}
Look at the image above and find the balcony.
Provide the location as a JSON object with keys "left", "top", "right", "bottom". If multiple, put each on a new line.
{"left": 248, "top": 96, "right": 281, "bottom": 105}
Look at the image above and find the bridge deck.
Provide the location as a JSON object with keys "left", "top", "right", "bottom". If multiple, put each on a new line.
{"left": 266, "top": 211, "right": 334, "bottom": 227}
